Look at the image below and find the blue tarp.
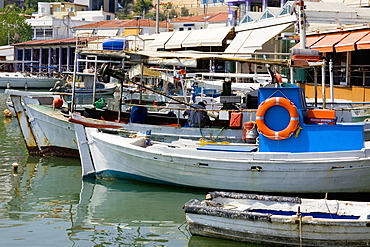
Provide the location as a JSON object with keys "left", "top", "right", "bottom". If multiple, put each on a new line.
{"left": 103, "top": 39, "right": 128, "bottom": 51}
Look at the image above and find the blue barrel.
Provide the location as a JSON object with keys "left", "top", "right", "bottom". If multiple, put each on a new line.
{"left": 130, "top": 106, "right": 147, "bottom": 123}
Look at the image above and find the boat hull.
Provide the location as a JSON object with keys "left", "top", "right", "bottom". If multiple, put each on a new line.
{"left": 184, "top": 192, "right": 370, "bottom": 246}
{"left": 0, "top": 75, "right": 63, "bottom": 88}
{"left": 186, "top": 215, "right": 370, "bottom": 246}
{"left": 85, "top": 128, "right": 370, "bottom": 193}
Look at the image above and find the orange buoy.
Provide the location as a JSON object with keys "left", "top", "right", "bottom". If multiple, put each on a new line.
{"left": 178, "top": 69, "right": 186, "bottom": 75}
{"left": 53, "top": 98, "right": 63, "bottom": 108}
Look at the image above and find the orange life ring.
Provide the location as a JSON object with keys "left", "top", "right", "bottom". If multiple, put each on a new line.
{"left": 256, "top": 97, "right": 299, "bottom": 140}
{"left": 178, "top": 69, "right": 186, "bottom": 75}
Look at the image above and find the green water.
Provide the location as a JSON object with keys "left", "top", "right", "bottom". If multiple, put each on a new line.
{"left": 0, "top": 90, "right": 267, "bottom": 246}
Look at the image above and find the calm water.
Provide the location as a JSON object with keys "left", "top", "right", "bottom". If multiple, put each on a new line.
{"left": 0, "top": 90, "right": 268, "bottom": 246}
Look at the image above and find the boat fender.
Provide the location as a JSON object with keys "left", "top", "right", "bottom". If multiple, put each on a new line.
{"left": 275, "top": 73, "right": 283, "bottom": 83}
{"left": 256, "top": 97, "right": 299, "bottom": 140}
{"left": 3, "top": 109, "right": 12, "bottom": 117}
{"left": 178, "top": 69, "right": 186, "bottom": 76}
{"left": 53, "top": 98, "right": 63, "bottom": 108}
{"left": 242, "top": 121, "right": 258, "bottom": 144}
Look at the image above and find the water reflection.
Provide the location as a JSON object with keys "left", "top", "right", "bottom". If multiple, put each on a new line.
{"left": 0, "top": 154, "right": 214, "bottom": 246}
{"left": 71, "top": 179, "right": 207, "bottom": 246}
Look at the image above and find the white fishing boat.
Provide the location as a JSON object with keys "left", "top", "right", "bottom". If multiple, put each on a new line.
{"left": 6, "top": 88, "right": 254, "bottom": 157}
{"left": 75, "top": 86, "right": 370, "bottom": 193}
{"left": 0, "top": 71, "right": 64, "bottom": 88}
{"left": 184, "top": 191, "right": 370, "bottom": 246}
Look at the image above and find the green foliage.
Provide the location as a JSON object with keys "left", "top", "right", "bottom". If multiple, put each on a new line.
{"left": 180, "top": 7, "right": 191, "bottom": 17}
{"left": 168, "top": 9, "right": 177, "bottom": 18}
{"left": 146, "top": 11, "right": 167, "bottom": 21}
{"left": 133, "top": 0, "right": 153, "bottom": 16}
{"left": 0, "top": 5, "right": 33, "bottom": 46}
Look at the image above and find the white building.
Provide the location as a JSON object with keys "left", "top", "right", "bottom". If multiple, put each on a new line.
{"left": 27, "top": 2, "right": 115, "bottom": 40}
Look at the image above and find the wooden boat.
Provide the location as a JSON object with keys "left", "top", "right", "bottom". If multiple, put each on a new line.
{"left": 6, "top": 89, "right": 251, "bottom": 157}
{"left": 74, "top": 86, "right": 370, "bottom": 193}
{"left": 184, "top": 191, "right": 370, "bottom": 246}
{"left": 0, "top": 71, "right": 64, "bottom": 88}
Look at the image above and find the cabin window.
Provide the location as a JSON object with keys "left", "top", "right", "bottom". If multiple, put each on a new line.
{"left": 179, "top": 27, "right": 184, "bottom": 31}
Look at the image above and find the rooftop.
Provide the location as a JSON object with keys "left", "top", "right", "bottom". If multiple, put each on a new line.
{"left": 73, "top": 19, "right": 172, "bottom": 29}
{"left": 170, "top": 12, "right": 228, "bottom": 23}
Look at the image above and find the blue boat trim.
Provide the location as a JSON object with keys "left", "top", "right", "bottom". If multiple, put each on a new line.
{"left": 197, "top": 144, "right": 257, "bottom": 152}
{"left": 249, "top": 209, "right": 360, "bottom": 219}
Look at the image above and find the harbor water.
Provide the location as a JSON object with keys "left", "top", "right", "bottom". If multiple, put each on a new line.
{"left": 0, "top": 89, "right": 267, "bottom": 246}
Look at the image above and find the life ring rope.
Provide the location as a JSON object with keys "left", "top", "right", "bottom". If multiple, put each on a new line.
{"left": 256, "top": 97, "right": 299, "bottom": 140}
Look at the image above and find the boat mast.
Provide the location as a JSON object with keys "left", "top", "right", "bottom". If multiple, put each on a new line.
{"left": 71, "top": 36, "right": 78, "bottom": 112}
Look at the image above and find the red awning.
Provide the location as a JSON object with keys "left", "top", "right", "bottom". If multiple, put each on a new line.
{"left": 310, "top": 33, "right": 349, "bottom": 52}
{"left": 334, "top": 31, "right": 370, "bottom": 52}
{"left": 292, "top": 35, "right": 325, "bottom": 49}
{"left": 356, "top": 32, "right": 370, "bottom": 50}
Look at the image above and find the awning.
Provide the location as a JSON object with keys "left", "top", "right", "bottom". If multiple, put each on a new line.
{"left": 181, "top": 27, "right": 233, "bottom": 47}
{"left": 310, "top": 33, "right": 350, "bottom": 52}
{"left": 200, "top": 27, "right": 233, "bottom": 46}
{"left": 149, "top": 32, "right": 174, "bottom": 50}
{"left": 122, "top": 28, "right": 142, "bottom": 36}
{"left": 356, "top": 32, "right": 370, "bottom": 50}
{"left": 224, "top": 30, "right": 252, "bottom": 53}
{"left": 147, "top": 57, "right": 197, "bottom": 67}
{"left": 182, "top": 29, "right": 207, "bottom": 47}
{"left": 225, "top": 23, "right": 291, "bottom": 54}
{"left": 165, "top": 31, "right": 191, "bottom": 49}
{"left": 96, "top": 29, "right": 118, "bottom": 37}
{"left": 292, "top": 35, "right": 326, "bottom": 49}
{"left": 335, "top": 31, "right": 370, "bottom": 52}
{"left": 207, "top": 23, "right": 227, "bottom": 29}
{"left": 75, "top": 29, "right": 94, "bottom": 37}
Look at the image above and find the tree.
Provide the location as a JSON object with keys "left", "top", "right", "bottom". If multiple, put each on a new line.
{"left": 181, "top": 7, "right": 191, "bottom": 17}
{"left": 133, "top": 0, "right": 153, "bottom": 17}
{"left": 0, "top": 5, "right": 33, "bottom": 46}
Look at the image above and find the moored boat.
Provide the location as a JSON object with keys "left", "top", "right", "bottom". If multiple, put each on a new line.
{"left": 0, "top": 71, "right": 65, "bottom": 88}
{"left": 6, "top": 88, "right": 252, "bottom": 157}
{"left": 184, "top": 191, "right": 370, "bottom": 246}
{"left": 74, "top": 86, "right": 370, "bottom": 193}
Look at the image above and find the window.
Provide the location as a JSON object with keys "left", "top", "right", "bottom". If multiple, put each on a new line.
{"left": 35, "top": 29, "right": 53, "bottom": 38}
{"left": 106, "top": 15, "right": 111, "bottom": 20}
{"left": 179, "top": 27, "right": 184, "bottom": 31}
{"left": 187, "top": 27, "right": 192, "bottom": 30}
{"left": 241, "top": 15, "right": 255, "bottom": 24}
{"left": 260, "top": 10, "right": 274, "bottom": 20}
{"left": 280, "top": 5, "right": 291, "bottom": 16}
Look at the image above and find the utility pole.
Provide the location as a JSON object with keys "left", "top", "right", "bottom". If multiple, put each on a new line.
{"left": 156, "top": 0, "right": 160, "bottom": 33}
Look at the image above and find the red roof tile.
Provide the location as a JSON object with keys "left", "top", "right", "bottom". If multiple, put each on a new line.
{"left": 170, "top": 12, "right": 228, "bottom": 23}
{"left": 12, "top": 37, "right": 98, "bottom": 46}
{"left": 74, "top": 19, "right": 172, "bottom": 29}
